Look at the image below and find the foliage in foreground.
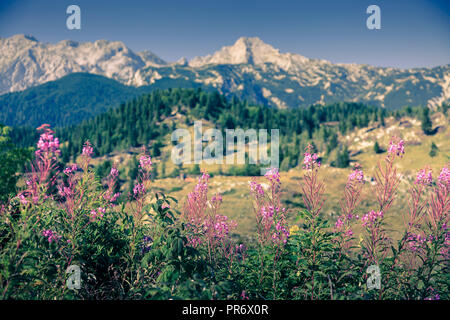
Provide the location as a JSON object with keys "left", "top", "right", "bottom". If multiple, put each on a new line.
{"left": 0, "top": 126, "right": 448, "bottom": 300}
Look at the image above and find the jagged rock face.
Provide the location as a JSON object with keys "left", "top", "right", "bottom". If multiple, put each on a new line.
{"left": 0, "top": 34, "right": 167, "bottom": 94}
{"left": 1, "top": 34, "right": 449, "bottom": 109}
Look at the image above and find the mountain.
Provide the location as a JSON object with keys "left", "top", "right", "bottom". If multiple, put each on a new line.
{"left": 148, "top": 37, "right": 450, "bottom": 110}
{"left": 0, "top": 73, "right": 148, "bottom": 127}
{"left": 0, "top": 35, "right": 449, "bottom": 111}
{"left": 0, "top": 34, "right": 167, "bottom": 94}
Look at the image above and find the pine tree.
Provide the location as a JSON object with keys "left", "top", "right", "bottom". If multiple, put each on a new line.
{"left": 335, "top": 146, "right": 350, "bottom": 168}
{"left": 374, "top": 141, "right": 382, "bottom": 154}
{"left": 429, "top": 141, "right": 438, "bottom": 157}
{"left": 421, "top": 107, "right": 432, "bottom": 135}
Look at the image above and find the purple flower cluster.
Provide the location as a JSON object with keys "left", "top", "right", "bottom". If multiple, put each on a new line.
{"left": 406, "top": 233, "right": 427, "bottom": 252}
{"left": 211, "top": 194, "right": 223, "bottom": 204}
{"left": 437, "top": 165, "right": 449, "bottom": 187}
{"left": 264, "top": 168, "right": 280, "bottom": 185}
{"left": 82, "top": 141, "right": 94, "bottom": 157}
{"left": 211, "top": 215, "right": 237, "bottom": 239}
{"left": 388, "top": 138, "right": 405, "bottom": 158}
{"left": 139, "top": 155, "right": 152, "bottom": 172}
{"left": 348, "top": 168, "right": 364, "bottom": 184}
{"left": 272, "top": 220, "right": 290, "bottom": 245}
{"left": 36, "top": 129, "right": 60, "bottom": 157}
{"left": 425, "top": 287, "right": 440, "bottom": 300}
{"left": 63, "top": 164, "right": 78, "bottom": 175}
{"left": 261, "top": 206, "right": 275, "bottom": 221}
{"left": 141, "top": 236, "right": 153, "bottom": 254}
{"left": 303, "top": 152, "right": 320, "bottom": 170}
{"left": 249, "top": 180, "right": 264, "bottom": 196}
{"left": 42, "top": 229, "right": 61, "bottom": 243}
{"left": 133, "top": 183, "right": 145, "bottom": 198}
{"left": 415, "top": 168, "right": 433, "bottom": 186}
{"left": 89, "top": 207, "right": 105, "bottom": 221}
{"left": 110, "top": 167, "right": 119, "bottom": 178}
{"left": 361, "top": 210, "right": 384, "bottom": 228}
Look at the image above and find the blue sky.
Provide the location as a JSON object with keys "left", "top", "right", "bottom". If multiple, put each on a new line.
{"left": 0, "top": 0, "right": 449, "bottom": 68}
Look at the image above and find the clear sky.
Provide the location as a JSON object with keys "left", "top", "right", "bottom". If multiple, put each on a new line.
{"left": 0, "top": 0, "right": 449, "bottom": 69}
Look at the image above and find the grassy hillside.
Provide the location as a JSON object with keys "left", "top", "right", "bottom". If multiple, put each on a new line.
{"left": 85, "top": 105, "right": 448, "bottom": 239}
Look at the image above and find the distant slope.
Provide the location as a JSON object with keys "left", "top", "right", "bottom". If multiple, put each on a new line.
{"left": 0, "top": 72, "right": 215, "bottom": 127}
{"left": 0, "top": 73, "right": 150, "bottom": 127}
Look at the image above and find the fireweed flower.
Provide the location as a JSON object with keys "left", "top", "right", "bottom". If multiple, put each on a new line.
{"left": 249, "top": 180, "right": 265, "bottom": 196}
{"left": 89, "top": 207, "right": 106, "bottom": 221}
{"left": 133, "top": 183, "right": 145, "bottom": 198}
{"left": 42, "top": 229, "right": 61, "bottom": 243}
{"left": 348, "top": 167, "right": 365, "bottom": 184}
{"left": 415, "top": 168, "right": 433, "bottom": 186}
{"left": 335, "top": 217, "right": 345, "bottom": 231}
{"left": 211, "top": 194, "right": 223, "bottom": 204}
{"left": 424, "top": 287, "right": 441, "bottom": 300}
{"left": 272, "top": 220, "right": 290, "bottom": 245}
{"left": 241, "top": 291, "right": 249, "bottom": 300}
{"left": 264, "top": 168, "right": 281, "bottom": 185}
{"left": 82, "top": 141, "right": 94, "bottom": 157}
{"left": 63, "top": 164, "right": 78, "bottom": 176}
{"left": 139, "top": 155, "right": 152, "bottom": 172}
{"left": 110, "top": 167, "right": 119, "bottom": 178}
{"left": 361, "top": 210, "right": 384, "bottom": 228}
{"left": 388, "top": 137, "right": 405, "bottom": 158}
{"left": 35, "top": 128, "right": 60, "bottom": 158}
{"left": 303, "top": 152, "right": 320, "bottom": 170}
{"left": 211, "top": 215, "right": 237, "bottom": 239}
{"left": 19, "top": 194, "right": 28, "bottom": 205}
{"left": 406, "top": 233, "right": 426, "bottom": 253}
{"left": 437, "top": 165, "right": 449, "bottom": 187}
{"left": 301, "top": 144, "right": 325, "bottom": 217}
{"left": 261, "top": 206, "right": 275, "bottom": 221}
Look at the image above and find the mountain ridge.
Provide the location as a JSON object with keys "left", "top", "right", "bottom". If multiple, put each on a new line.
{"left": 0, "top": 34, "right": 449, "bottom": 109}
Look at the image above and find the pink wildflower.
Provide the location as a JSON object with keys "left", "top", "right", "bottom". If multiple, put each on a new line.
{"left": 63, "top": 164, "right": 78, "bottom": 175}
{"left": 415, "top": 168, "right": 433, "bottom": 186}
{"left": 388, "top": 138, "right": 405, "bottom": 158}
{"left": 348, "top": 168, "right": 365, "bottom": 184}
{"left": 437, "top": 165, "right": 449, "bottom": 187}
{"left": 249, "top": 180, "right": 264, "bottom": 196}
{"left": 110, "top": 167, "right": 119, "bottom": 178}
{"left": 303, "top": 152, "right": 320, "bottom": 170}
{"left": 82, "top": 141, "right": 94, "bottom": 157}
{"left": 35, "top": 130, "right": 60, "bottom": 157}
{"left": 211, "top": 194, "right": 223, "bottom": 204}
{"left": 139, "top": 155, "right": 152, "bottom": 172}
{"left": 133, "top": 183, "right": 145, "bottom": 198}
{"left": 361, "top": 210, "right": 384, "bottom": 228}
{"left": 89, "top": 207, "right": 105, "bottom": 221}
{"left": 264, "top": 168, "right": 280, "bottom": 184}
{"left": 42, "top": 229, "right": 61, "bottom": 243}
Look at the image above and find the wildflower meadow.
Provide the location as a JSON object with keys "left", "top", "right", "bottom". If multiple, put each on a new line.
{"left": 0, "top": 125, "right": 448, "bottom": 300}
